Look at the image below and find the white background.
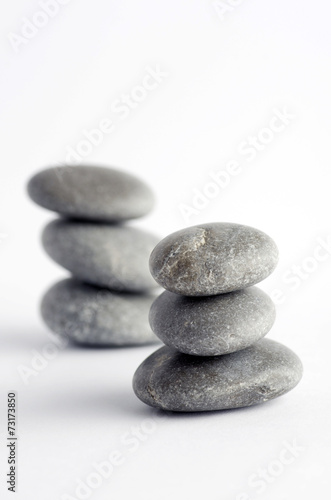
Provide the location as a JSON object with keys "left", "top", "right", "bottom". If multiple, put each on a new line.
{"left": 1, "top": 1, "right": 331, "bottom": 499}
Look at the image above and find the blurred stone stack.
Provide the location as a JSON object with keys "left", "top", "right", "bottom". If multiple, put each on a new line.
{"left": 133, "top": 222, "right": 303, "bottom": 412}
{"left": 27, "top": 165, "right": 160, "bottom": 346}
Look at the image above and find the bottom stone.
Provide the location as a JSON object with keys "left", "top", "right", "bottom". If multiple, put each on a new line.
{"left": 41, "top": 278, "right": 159, "bottom": 346}
{"left": 132, "top": 339, "right": 303, "bottom": 412}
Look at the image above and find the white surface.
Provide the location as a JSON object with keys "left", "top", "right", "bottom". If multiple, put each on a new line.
{"left": 0, "top": 1, "right": 330, "bottom": 499}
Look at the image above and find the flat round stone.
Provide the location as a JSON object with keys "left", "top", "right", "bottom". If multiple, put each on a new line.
{"left": 149, "top": 287, "right": 275, "bottom": 356}
{"left": 133, "top": 339, "right": 303, "bottom": 412}
{"left": 41, "top": 278, "right": 159, "bottom": 346}
{"left": 27, "top": 165, "right": 155, "bottom": 221}
{"left": 42, "top": 219, "right": 159, "bottom": 292}
{"left": 149, "top": 223, "right": 279, "bottom": 295}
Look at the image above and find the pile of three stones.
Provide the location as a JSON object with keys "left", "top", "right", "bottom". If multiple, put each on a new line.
{"left": 27, "top": 165, "right": 160, "bottom": 346}
{"left": 133, "top": 222, "right": 303, "bottom": 412}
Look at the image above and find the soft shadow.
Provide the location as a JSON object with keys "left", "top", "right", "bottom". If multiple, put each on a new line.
{"left": 65, "top": 339, "right": 162, "bottom": 351}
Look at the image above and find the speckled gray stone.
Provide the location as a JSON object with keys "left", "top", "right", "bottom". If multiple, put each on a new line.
{"left": 133, "top": 339, "right": 303, "bottom": 412}
{"left": 149, "top": 223, "right": 279, "bottom": 296}
{"left": 42, "top": 219, "right": 159, "bottom": 292}
{"left": 41, "top": 278, "right": 159, "bottom": 346}
{"left": 149, "top": 287, "right": 276, "bottom": 356}
{"left": 27, "top": 165, "right": 155, "bottom": 221}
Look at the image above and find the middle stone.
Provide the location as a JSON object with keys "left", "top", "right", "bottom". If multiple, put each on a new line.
{"left": 42, "top": 219, "right": 159, "bottom": 292}
{"left": 149, "top": 286, "right": 275, "bottom": 356}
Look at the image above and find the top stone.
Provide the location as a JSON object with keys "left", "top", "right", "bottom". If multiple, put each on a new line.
{"left": 149, "top": 223, "right": 278, "bottom": 296}
{"left": 27, "top": 165, "right": 155, "bottom": 221}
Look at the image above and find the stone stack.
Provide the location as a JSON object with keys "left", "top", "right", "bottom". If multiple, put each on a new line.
{"left": 133, "top": 223, "right": 303, "bottom": 412}
{"left": 27, "top": 165, "right": 160, "bottom": 346}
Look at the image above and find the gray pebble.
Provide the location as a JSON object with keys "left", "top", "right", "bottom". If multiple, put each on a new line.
{"left": 27, "top": 165, "right": 155, "bottom": 221}
{"left": 41, "top": 278, "right": 159, "bottom": 346}
{"left": 149, "top": 223, "right": 279, "bottom": 295}
{"left": 149, "top": 287, "right": 275, "bottom": 356}
{"left": 42, "top": 219, "right": 159, "bottom": 292}
{"left": 133, "top": 339, "right": 303, "bottom": 412}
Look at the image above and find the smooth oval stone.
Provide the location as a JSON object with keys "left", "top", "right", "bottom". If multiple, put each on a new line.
{"left": 42, "top": 219, "right": 159, "bottom": 292}
{"left": 133, "top": 339, "right": 303, "bottom": 412}
{"left": 27, "top": 165, "right": 155, "bottom": 221}
{"left": 149, "top": 223, "right": 279, "bottom": 296}
{"left": 41, "top": 278, "right": 159, "bottom": 346}
{"left": 149, "top": 287, "right": 275, "bottom": 356}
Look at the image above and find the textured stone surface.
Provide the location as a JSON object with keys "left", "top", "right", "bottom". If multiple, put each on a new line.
{"left": 149, "top": 223, "right": 279, "bottom": 296}
{"left": 41, "top": 278, "right": 159, "bottom": 346}
{"left": 133, "top": 339, "right": 303, "bottom": 412}
{"left": 149, "top": 287, "right": 275, "bottom": 356}
{"left": 42, "top": 219, "right": 159, "bottom": 292}
{"left": 27, "top": 165, "right": 155, "bottom": 221}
